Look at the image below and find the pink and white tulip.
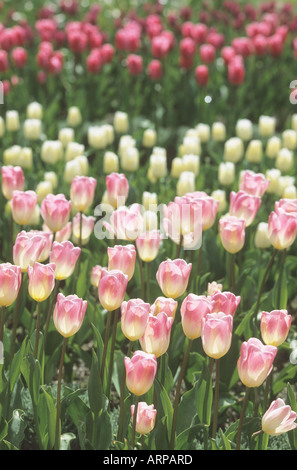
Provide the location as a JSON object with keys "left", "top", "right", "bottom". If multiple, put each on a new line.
{"left": 98, "top": 268, "right": 128, "bottom": 311}
{"left": 121, "top": 298, "right": 150, "bottom": 341}
{"left": 229, "top": 190, "right": 261, "bottom": 227}
{"left": 1, "top": 165, "right": 25, "bottom": 200}
{"left": 260, "top": 310, "right": 292, "bottom": 347}
{"left": 106, "top": 172, "right": 129, "bottom": 208}
{"left": 219, "top": 215, "right": 246, "bottom": 254}
{"left": 49, "top": 240, "right": 81, "bottom": 280}
{"left": 30, "top": 230, "right": 53, "bottom": 262}
{"left": 139, "top": 312, "right": 174, "bottom": 358}
{"left": 184, "top": 191, "right": 219, "bottom": 231}
{"left": 124, "top": 350, "right": 157, "bottom": 396}
{"left": 70, "top": 175, "right": 97, "bottom": 213}
{"left": 262, "top": 398, "right": 297, "bottom": 436}
{"left": 131, "top": 402, "right": 157, "bottom": 435}
{"left": 201, "top": 312, "right": 233, "bottom": 359}
{"left": 0, "top": 263, "right": 22, "bottom": 307}
{"left": 150, "top": 296, "right": 178, "bottom": 319}
{"left": 41, "top": 193, "right": 72, "bottom": 233}
{"left": 107, "top": 244, "right": 136, "bottom": 280}
{"left": 90, "top": 265, "right": 104, "bottom": 287}
{"left": 239, "top": 170, "right": 270, "bottom": 197}
{"left": 268, "top": 210, "right": 297, "bottom": 250}
{"left": 210, "top": 291, "right": 241, "bottom": 317}
{"left": 28, "top": 262, "right": 56, "bottom": 302}
{"left": 103, "top": 204, "right": 144, "bottom": 241}
{"left": 136, "top": 230, "right": 162, "bottom": 262}
{"left": 72, "top": 213, "right": 95, "bottom": 245}
{"left": 13, "top": 231, "right": 47, "bottom": 272}
{"left": 180, "top": 294, "right": 214, "bottom": 339}
{"left": 156, "top": 258, "right": 192, "bottom": 299}
{"left": 11, "top": 190, "right": 38, "bottom": 226}
{"left": 53, "top": 293, "right": 88, "bottom": 338}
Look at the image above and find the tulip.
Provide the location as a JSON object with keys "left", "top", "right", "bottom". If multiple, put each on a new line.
{"left": 49, "top": 241, "right": 81, "bottom": 280}
{"left": 237, "top": 337, "right": 277, "bottom": 388}
{"left": 143, "top": 129, "right": 157, "bottom": 148}
{"left": 107, "top": 244, "right": 136, "bottom": 281}
{"left": 121, "top": 146, "right": 139, "bottom": 172}
{"left": 229, "top": 191, "right": 261, "bottom": 227}
{"left": 201, "top": 312, "right": 233, "bottom": 359}
{"left": 150, "top": 296, "right": 178, "bottom": 319}
{"left": 70, "top": 176, "right": 97, "bottom": 213}
{"left": 58, "top": 127, "right": 74, "bottom": 148}
{"left": 124, "top": 350, "right": 157, "bottom": 396}
{"left": 276, "top": 148, "right": 293, "bottom": 173}
{"left": 11, "top": 190, "right": 38, "bottom": 226}
{"left": 236, "top": 119, "right": 253, "bottom": 141}
{"left": 223, "top": 137, "right": 244, "bottom": 163}
{"left": 41, "top": 193, "right": 71, "bottom": 233}
{"left": 13, "top": 231, "right": 46, "bottom": 272}
{"left": 29, "top": 230, "right": 53, "bottom": 263}
{"left": 27, "top": 101, "right": 43, "bottom": 120}
{"left": 106, "top": 172, "right": 129, "bottom": 208}
{"left": 207, "top": 281, "right": 223, "bottom": 296}
{"left": 98, "top": 268, "right": 128, "bottom": 311}
{"left": 245, "top": 140, "right": 263, "bottom": 163}
{"left": 88, "top": 125, "right": 107, "bottom": 149}
{"left": 6, "top": 110, "right": 20, "bottom": 132}
{"left": 262, "top": 399, "right": 297, "bottom": 436}
{"left": 156, "top": 259, "right": 192, "bottom": 299}
{"left": 282, "top": 130, "right": 297, "bottom": 150}
{"left": 211, "top": 190, "right": 227, "bottom": 213}
{"left": 239, "top": 170, "right": 270, "bottom": 197}
{"left": 90, "top": 265, "right": 104, "bottom": 288}
{"left": 254, "top": 222, "right": 271, "bottom": 249}
{"left": 72, "top": 213, "right": 95, "bottom": 246}
{"left": 210, "top": 291, "right": 241, "bottom": 317}
{"left": 65, "top": 142, "right": 85, "bottom": 162}
{"left": 131, "top": 402, "right": 157, "bottom": 435}
{"left": 28, "top": 262, "right": 55, "bottom": 303}
{"left": 136, "top": 230, "right": 162, "bottom": 263}
{"left": 176, "top": 171, "right": 195, "bottom": 197}
{"left": 184, "top": 191, "right": 219, "bottom": 231}
{"left": 195, "top": 64, "right": 209, "bottom": 86}
{"left": 41, "top": 140, "right": 63, "bottom": 164}
{"left": 148, "top": 59, "right": 163, "bottom": 80}
{"left": 162, "top": 197, "right": 202, "bottom": 243}
{"left": 113, "top": 111, "right": 129, "bottom": 134}
{"left": 218, "top": 162, "right": 235, "bottom": 186}
{"left": 142, "top": 192, "right": 158, "bottom": 212}
{"left": 126, "top": 54, "right": 143, "bottom": 75}
{"left": 219, "top": 215, "right": 245, "bottom": 255}
{"left": 67, "top": 106, "right": 82, "bottom": 127}
{"left": 267, "top": 210, "right": 297, "bottom": 250}
{"left": 181, "top": 294, "right": 214, "bottom": 339}
{"left": 212, "top": 122, "right": 226, "bottom": 142}
{"left": 103, "top": 204, "right": 144, "bottom": 241}
{"left": 1, "top": 166, "right": 25, "bottom": 200}
{"left": 121, "top": 298, "right": 150, "bottom": 341}
{"left": 53, "top": 293, "right": 87, "bottom": 338}
{"left": 266, "top": 136, "right": 281, "bottom": 159}
{"left": 0, "top": 263, "right": 22, "bottom": 307}
{"left": 139, "top": 312, "right": 173, "bottom": 358}
{"left": 258, "top": 115, "right": 276, "bottom": 137}
{"left": 260, "top": 310, "right": 291, "bottom": 347}
{"left": 103, "top": 151, "right": 119, "bottom": 174}
{"left": 23, "top": 119, "right": 42, "bottom": 141}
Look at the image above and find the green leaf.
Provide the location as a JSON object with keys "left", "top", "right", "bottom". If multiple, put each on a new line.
{"left": 0, "top": 417, "right": 8, "bottom": 442}
{"left": 195, "top": 360, "right": 213, "bottom": 426}
{"left": 9, "top": 337, "right": 28, "bottom": 393}
{"left": 7, "top": 409, "right": 26, "bottom": 449}
{"left": 20, "top": 354, "right": 41, "bottom": 406}
{"left": 41, "top": 387, "right": 57, "bottom": 450}
{"left": 175, "top": 424, "right": 203, "bottom": 450}
{"left": 154, "top": 379, "right": 173, "bottom": 441}
{"left": 88, "top": 349, "right": 103, "bottom": 416}
{"left": 219, "top": 428, "right": 232, "bottom": 450}
{"left": 287, "top": 383, "right": 297, "bottom": 450}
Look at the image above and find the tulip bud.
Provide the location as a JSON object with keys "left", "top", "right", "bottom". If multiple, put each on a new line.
{"left": 36, "top": 181, "right": 53, "bottom": 203}
{"left": 142, "top": 191, "right": 158, "bottom": 211}
{"left": 211, "top": 291, "right": 241, "bottom": 317}
{"left": 41, "top": 140, "right": 63, "bottom": 164}
{"left": 136, "top": 230, "right": 162, "bottom": 263}
{"left": 239, "top": 170, "right": 270, "bottom": 197}
{"left": 268, "top": 210, "right": 297, "bottom": 250}
{"left": 114, "top": 111, "right": 129, "bottom": 133}
{"left": 207, "top": 281, "right": 223, "bottom": 296}
{"left": 70, "top": 176, "right": 97, "bottom": 213}
{"left": 0, "top": 263, "right": 22, "bottom": 307}
{"left": 64, "top": 156, "right": 88, "bottom": 183}
{"left": 177, "top": 171, "right": 195, "bottom": 197}
{"left": 245, "top": 139, "right": 263, "bottom": 163}
{"left": 182, "top": 154, "right": 200, "bottom": 176}
{"left": 224, "top": 137, "right": 244, "bottom": 163}
{"left": 266, "top": 136, "right": 281, "bottom": 159}
{"left": 53, "top": 293, "right": 87, "bottom": 337}
{"left": 98, "top": 268, "right": 128, "bottom": 311}
{"left": 121, "top": 298, "right": 150, "bottom": 341}
{"left": 236, "top": 119, "right": 253, "bottom": 141}
{"left": 50, "top": 240, "right": 81, "bottom": 280}
{"left": 67, "top": 106, "right": 82, "bottom": 127}
{"left": 237, "top": 337, "right": 277, "bottom": 388}
{"left": 212, "top": 122, "right": 226, "bottom": 142}
{"left": 58, "top": 127, "right": 75, "bottom": 148}
{"left": 170, "top": 158, "right": 184, "bottom": 178}
{"left": 88, "top": 125, "right": 107, "bottom": 149}
{"left": 150, "top": 296, "right": 178, "bottom": 319}
{"left": 6, "top": 110, "right": 20, "bottom": 132}
{"left": 276, "top": 148, "right": 293, "bottom": 172}
{"left": 143, "top": 129, "right": 157, "bottom": 148}
{"left": 65, "top": 142, "right": 85, "bottom": 162}
{"left": 124, "top": 350, "right": 157, "bottom": 396}
{"left": 103, "top": 151, "right": 119, "bottom": 174}
{"left": 28, "top": 262, "right": 56, "bottom": 302}
{"left": 254, "top": 222, "right": 271, "bottom": 249}
{"left": 218, "top": 161, "right": 235, "bottom": 186}
{"left": 11, "top": 190, "right": 38, "bottom": 226}
{"left": 27, "top": 102, "right": 43, "bottom": 120}
{"left": 260, "top": 309, "right": 291, "bottom": 347}
{"left": 90, "top": 265, "right": 104, "bottom": 288}
{"left": 196, "top": 123, "right": 210, "bottom": 143}
{"left": 262, "top": 399, "right": 297, "bottom": 436}
{"left": 283, "top": 185, "right": 297, "bottom": 199}
{"left": 41, "top": 194, "right": 72, "bottom": 233}
{"left": 282, "top": 130, "right": 297, "bottom": 150}
{"left": 211, "top": 189, "right": 227, "bottom": 212}
{"left": 107, "top": 244, "right": 136, "bottom": 281}
{"left": 229, "top": 190, "right": 261, "bottom": 227}
{"left": 201, "top": 312, "right": 233, "bottom": 359}
{"left": 1, "top": 165, "right": 25, "bottom": 200}
{"left": 121, "top": 146, "right": 139, "bottom": 172}
{"left": 181, "top": 294, "right": 214, "bottom": 339}
{"left": 259, "top": 115, "right": 276, "bottom": 137}
{"left": 13, "top": 231, "right": 46, "bottom": 272}
{"left": 44, "top": 171, "right": 58, "bottom": 190}
{"left": 156, "top": 258, "right": 192, "bottom": 299}
{"left": 219, "top": 215, "right": 246, "bottom": 254}
{"left": 139, "top": 312, "right": 173, "bottom": 358}
{"left": 106, "top": 172, "right": 129, "bottom": 208}
{"left": 23, "top": 119, "right": 42, "bottom": 141}
{"left": 131, "top": 402, "right": 157, "bottom": 435}
{"left": 149, "top": 154, "right": 167, "bottom": 179}
{"left": 265, "top": 168, "right": 281, "bottom": 194}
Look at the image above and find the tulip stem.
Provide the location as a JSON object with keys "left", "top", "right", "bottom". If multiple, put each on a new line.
{"left": 276, "top": 249, "right": 286, "bottom": 309}
{"left": 212, "top": 359, "right": 220, "bottom": 439}
{"left": 100, "top": 310, "right": 112, "bottom": 386}
{"left": 170, "top": 338, "right": 193, "bottom": 450}
{"left": 44, "top": 280, "right": 60, "bottom": 349}
{"left": 10, "top": 272, "right": 25, "bottom": 360}
{"left": 263, "top": 373, "right": 272, "bottom": 413}
{"left": 34, "top": 302, "right": 42, "bottom": 359}
{"left": 146, "top": 262, "right": 150, "bottom": 303}
{"left": 106, "top": 308, "right": 119, "bottom": 400}
{"left": 131, "top": 395, "right": 140, "bottom": 449}
{"left": 176, "top": 236, "right": 183, "bottom": 259}
{"left": 136, "top": 252, "right": 145, "bottom": 299}
{"left": 236, "top": 386, "right": 250, "bottom": 450}
{"left": 0, "top": 306, "right": 5, "bottom": 344}
{"left": 54, "top": 336, "right": 67, "bottom": 450}
{"left": 118, "top": 340, "right": 133, "bottom": 442}
{"left": 253, "top": 249, "right": 277, "bottom": 318}
{"left": 229, "top": 253, "right": 236, "bottom": 293}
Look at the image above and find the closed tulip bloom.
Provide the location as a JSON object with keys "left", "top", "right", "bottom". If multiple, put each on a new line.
{"left": 11, "top": 190, "right": 38, "bottom": 225}
{"left": 156, "top": 259, "right": 192, "bottom": 299}
{"left": 103, "top": 204, "right": 144, "bottom": 241}
{"left": 30, "top": 230, "right": 53, "bottom": 263}
{"left": 185, "top": 191, "right": 219, "bottom": 231}
{"left": 207, "top": 281, "right": 223, "bottom": 296}
{"left": 41, "top": 193, "right": 71, "bottom": 233}
{"left": 113, "top": 111, "right": 129, "bottom": 134}
{"left": 6, "top": 110, "right": 20, "bottom": 132}
{"left": 98, "top": 268, "right": 128, "bottom": 311}
{"left": 139, "top": 312, "right": 173, "bottom": 358}
{"left": 103, "top": 151, "right": 119, "bottom": 174}
{"left": 236, "top": 119, "right": 253, "bottom": 141}
{"left": 218, "top": 162, "right": 235, "bottom": 186}
{"left": 275, "top": 199, "right": 297, "bottom": 217}
{"left": 224, "top": 137, "right": 244, "bottom": 163}
{"left": 210, "top": 291, "right": 241, "bottom": 317}
{"left": 53, "top": 293, "right": 87, "bottom": 338}
{"left": 276, "top": 148, "right": 293, "bottom": 173}
{"left": 245, "top": 140, "right": 263, "bottom": 163}
{"left": 254, "top": 222, "right": 271, "bottom": 249}
{"left": 150, "top": 296, "right": 178, "bottom": 319}
{"left": 259, "top": 115, "right": 276, "bottom": 137}
{"left": 239, "top": 170, "right": 270, "bottom": 197}
{"left": 131, "top": 402, "right": 157, "bottom": 435}
{"left": 1, "top": 165, "right": 25, "bottom": 200}
{"left": 219, "top": 215, "right": 246, "bottom": 254}
{"left": 106, "top": 172, "right": 129, "bottom": 208}
{"left": 201, "top": 312, "right": 233, "bottom": 359}
{"left": 163, "top": 197, "right": 202, "bottom": 241}
{"left": 53, "top": 222, "right": 72, "bottom": 243}
{"left": 124, "top": 350, "right": 157, "bottom": 396}
{"left": 49, "top": 241, "right": 81, "bottom": 280}
{"left": 70, "top": 176, "right": 97, "bottom": 213}
{"left": 262, "top": 399, "right": 297, "bottom": 436}
{"left": 107, "top": 244, "right": 136, "bottom": 280}
{"left": 229, "top": 191, "right": 261, "bottom": 227}
{"left": 72, "top": 213, "right": 95, "bottom": 245}
{"left": 136, "top": 230, "right": 162, "bottom": 262}
{"left": 237, "top": 337, "right": 277, "bottom": 388}
{"left": 0, "top": 263, "right": 22, "bottom": 307}
{"left": 13, "top": 231, "right": 46, "bottom": 272}
{"left": 90, "top": 265, "right": 104, "bottom": 287}
{"left": 121, "top": 298, "right": 150, "bottom": 341}
{"left": 181, "top": 294, "right": 214, "bottom": 339}
{"left": 260, "top": 310, "right": 291, "bottom": 347}
{"left": 28, "top": 262, "right": 56, "bottom": 302}
{"left": 267, "top": 210, "right": 297, "bottom": 250}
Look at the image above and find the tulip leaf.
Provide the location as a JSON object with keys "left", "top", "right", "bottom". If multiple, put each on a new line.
{"left": 195, "top": 360, "right": 213, "bottom": 426}
{"left": 154, "top": 379, "right": 173, "bottom": 441}
{"left": 9, "top": 337, "right": 28, "bottom": 393}
{"left": 6, "top": 409, "right": 26, "bottom": 450}
{"left": 20, "top": 354, "right": 41, "bottom": 406}
{"left": 175, "top": 424, "right": 204, "bottom": 450}
{"left": 287, "top": 383, "right": 297, "bottom": 450}
{"left": 88, "top": 349, "right": 103, "bottom": 416}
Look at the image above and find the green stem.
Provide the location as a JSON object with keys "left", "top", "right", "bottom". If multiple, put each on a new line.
{"left": 0, "top": 306, "right": 5, "bottom": 344}
{"left": 137, "top": 251, "right": 145, "bottom": 300}
{"left": 44, "top": 280, "right": 60, "bottom": 348}
{"left": 117, "top": 340, "right": 133, "bottom": 442}
{"left": 100, "top": 310, "right": 113, "bottom": 385}
{"left": 230, "top": 253, "right": 236, "bottom": 293}
{"left": 170, "top": 338, "right": 193, "bottom": 450}
{"left": 236, "top": 386, "right": 250, "bottom": 450}
{"left": 175, "top": 235, "right": 183, "bottom": 259}
{"left": 276, "top": 249, "right": 286, "bottom": 309}
{"left": 146, "top": 262, "right": 150, "bottom": 304}
{"left": 253, "top": 249, "right": 277, "bottom": 318}
{"left": 212, "top": 359, "right": 220, "bottom": 440}
{"left": 106, "top": 308, "right": 119, "bottom": 400}
{"left": 263, "top": 373, "right": 272, "bottom": 413}
{"left": 131, "top": 395, "right": 140, "bottom": 449}
{"left": 54, "top": 336, "right": 67, "bottom": 450}
{"left": 10, "top": 272, "right": 25, "bottom": 359}
{"left": 34, "top": 302, "right": 42, "bottom": 359}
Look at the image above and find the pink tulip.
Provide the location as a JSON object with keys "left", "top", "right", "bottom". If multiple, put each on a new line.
{"left": 210, "top": 291, "right": 241, "bottom": 318}
{"left": 29, "top": 230, "right": 53, "bottom": 263}
{"left": 0, "top": 263, "right": 22, "bottom": 307}
{"left": 103, "top": 204, "right": 144, "bottom": 241}
{"left": 106, "top": 172, "right": 129, "bottom": 208}
{"left": 1, "top": 166, "right": 25, "bottom": 200}
{"left": 260, "top": 310, "right": 291, "bottom": 347}
{"left": 219, "top": 215, "right": 246, "bottom": 254}
{"left": 181, "top": 294, "right": 214, "bottom": 339}
{"left": 49, "top": 240, "right": 81, "bottom": 280}
{"left": 41, "top": 193, "right": 71, "bottom": 233}
{"left": 11, "top": 190, "right": 38, "bottom": 226}
{"left": 121, "top": 298, "right": 150, "bottom": 341}
{"left": 229, "top": 190, "right": 261, "bottom": 227}
{"left": 70, "top": 175, "right": 97, "bottom": 213}
{"left": 28, "top": 261, "right": 56, "bottom": 302}
{"left": 262, "top": 398, "right": 297, "bottom": 436}
{"left": 162, "top": 197, "right": 202, "bottom": 243}
{"left": 275, "top": 199, "right": 297, "bottom": 218}
{"left": 237, "top": 337, "right": 277, "bottom": 388}
{"left": 53, "top": 292, "right": 87, "bottom": 338}
{"left": 139, "top": 312, "right": 174, "bottom": 358}
{"left": 90, "top": 265, "right": 104, "bottom": 287}
{"left": 207, "top": 281, "right": 223, "bottom": 296}
{"left": 239, "top": 170, "right": 270, "bottom": 197}
{"left": 131, "top": 402, "right": 157, "bottom": 435}
{"left": 267, "top": 210, "right": 297, "bottom": 250}
{"left": 184, "top": 191, "right": 219, "bottom": 231}
{"left": 156, "top": 258, "right": 192, "bottom": 299}
{"left": 150, "top": 296, "right": 178, "bottom": 319}
{"left": 107, "top": 244, "right": 136, "bottom": 281}
{"left": 13, "top": 231, "right": 47, "bottom": 272}
{"left": 136, "top": 230, "right": 162, "bottom": 262}
{"left": 98, "top": 268, "right": 128, "bottom": 311}
{"left": 124, "top": 350, "right": 157, "bottom": 396}
{"left": 72, "top": 213, "right": 95, "bottom": 245}
{"left": 201, "top": 312, "right": 233, "bottom": 359}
